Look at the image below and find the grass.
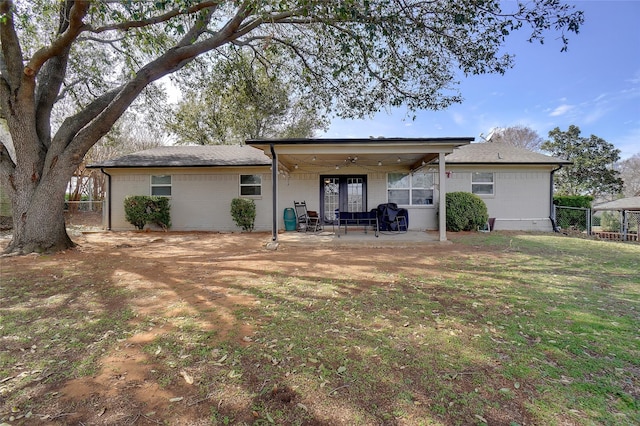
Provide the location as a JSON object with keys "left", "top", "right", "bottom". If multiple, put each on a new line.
{"left": 0, "top": 232, "right": 638, "bottom": 425}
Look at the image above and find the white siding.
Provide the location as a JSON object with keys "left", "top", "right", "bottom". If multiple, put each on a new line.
{"left": 105, "top": 164, "right": 556, "bottom": 233}
{"left": 445, "top": 166, "right": 554, "bottom": 232}
{"left": 108, "top": 168, "right": 273, "bottom": 232}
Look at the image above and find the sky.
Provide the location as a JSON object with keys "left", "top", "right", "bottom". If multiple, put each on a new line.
{"left": 322, "top": 0, "right": 640, "bottom": 160}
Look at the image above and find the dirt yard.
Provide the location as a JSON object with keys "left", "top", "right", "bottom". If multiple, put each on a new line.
{"left": 2, "top": 224, "right": 637, "bottom": 425}
{"left": 0, "top": 228, "right": 482, "bottom": 425}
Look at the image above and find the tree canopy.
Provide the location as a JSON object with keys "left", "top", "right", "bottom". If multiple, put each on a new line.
{"left": 542, "top": 125, "right": 624, "bottom": 198}
{"left": 165, "top": 49, "right": 327, "bottom": 145}
{"left": 0, "top": 0, "right": 584, "bottom": 254}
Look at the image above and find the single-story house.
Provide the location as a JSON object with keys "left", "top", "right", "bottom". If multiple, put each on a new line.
{"left": 88, "top": 138, "right": 570, "bottom": 240}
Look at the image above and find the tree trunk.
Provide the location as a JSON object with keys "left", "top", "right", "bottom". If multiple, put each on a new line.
{"left": 5, "top": 176, "right": 74, "bottom": 254}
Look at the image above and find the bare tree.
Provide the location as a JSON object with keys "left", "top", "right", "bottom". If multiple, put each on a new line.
{"left": 68, "top": 113, "right": 168, "bottom": 207}
{"left": 486, "top": 125, "right": 544, "bottom": 151}
{"left": 619, "top": 153, "right": 640, "bottom": 197}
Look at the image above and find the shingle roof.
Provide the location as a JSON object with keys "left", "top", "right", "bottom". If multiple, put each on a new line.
{"left": 593, "top": 196, "right": 640, "bottom": 211}
{"left": 88, "top": 145, "right": 272, "bottom": 168}
{"left": 443, "top": 142, "right": 572, "bottom": 165}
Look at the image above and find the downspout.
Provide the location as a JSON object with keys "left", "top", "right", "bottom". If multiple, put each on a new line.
{"left": 438, "top": 152, "right": 447, "bottom": 241}
{"left": 549, "top": 165, "right": 562, "bottom": 233}
{"left": 270, "top": 144, "right": 278, "bottom": 242}
{"left": 100, "top": 168, "right": 112, "bottom": 231}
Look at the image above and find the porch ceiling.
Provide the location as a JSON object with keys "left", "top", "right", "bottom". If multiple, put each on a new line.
{"left": 246, "top": 137, "right": 474, "bottom": 173}
{"left": 275, "top": 152, "right": 441, "bottom": 172}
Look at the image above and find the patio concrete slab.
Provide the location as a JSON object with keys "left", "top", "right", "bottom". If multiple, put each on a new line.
{"left": 274, "top": 229, "right": 449, "bottom": 247}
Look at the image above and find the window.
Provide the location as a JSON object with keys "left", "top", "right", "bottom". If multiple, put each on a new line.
{"left": 387, "top": 173, "right": 434, "bottom": 206}
{"left": 472, "top": 172, "right": 494, "bottom": 195}
{"left": 240, "top": 174, "right": 262, "bottom": 196}
{"left": 151, "top": 175, "right": 171, "bottom": 196}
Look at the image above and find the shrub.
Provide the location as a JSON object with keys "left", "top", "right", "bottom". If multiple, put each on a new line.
{"left": 553, "top": 195, "right": 593, "bottom": 208}
{"left": 230, "top": 198, "right": 256, "bottom": 232}
{"left": 445, "top": 192, "right": 489, "bottom": 232}
{"left": 124, "top": 196, "right": 171, "bottom": 230}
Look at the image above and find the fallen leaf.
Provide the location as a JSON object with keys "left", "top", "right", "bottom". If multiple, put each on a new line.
{"left": 475, "top": 414, "right": 487, "bottom": 423}
{"left": 228, "top": 370, "right": 243, "bottom": 379}
{"left": 180, "top": 370, "right": 194, "bottom": 385}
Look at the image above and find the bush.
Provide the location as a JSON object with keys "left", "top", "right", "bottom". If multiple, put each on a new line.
{"left": 553, "top": 195, "right": 593, "bottom": 208}
{"left": 446, "top": 192, "right": 489, "bottom": 232}
{"left": 124, "top": 196, "right": 171, "bottom": 230}
{"left": 230, "top": 198, "right": 256, "bottom": 232}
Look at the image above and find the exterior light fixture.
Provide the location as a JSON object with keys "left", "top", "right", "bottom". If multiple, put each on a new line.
{"left": 294, "top": 164, "right": 299, "bottom": 169}
{"left": 377, "top": 161, "right": 382, "bottom": 166}
{"left": 312, "top": 156, "right": 316, "bottom": 161}
{"left": 397, "top": 157, "right": 401, "bottom": 162}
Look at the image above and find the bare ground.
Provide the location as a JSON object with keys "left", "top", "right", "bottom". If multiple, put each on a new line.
{"left": 4, "top": 215, "right": 633, "bottom": 425}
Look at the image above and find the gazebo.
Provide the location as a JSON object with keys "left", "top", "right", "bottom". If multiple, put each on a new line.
{"left": 592, "top": 196, "right": 640, "bottom": 242}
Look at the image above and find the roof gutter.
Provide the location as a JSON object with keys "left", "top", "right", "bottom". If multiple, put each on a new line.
{"left": 100, "top": 168, "right": 112, "bottom": 231}
{"left": 549, "top": 165, "right": 563, "bottom": 233}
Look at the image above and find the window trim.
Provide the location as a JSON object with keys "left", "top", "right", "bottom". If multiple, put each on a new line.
{"left": 239, "top": 174, "right": 262, "bottom": 198}
{"left": 386, "top": 172, "right": 435, "bottom": 206}
{"left": 471, "top": 172, "right": 495, "bottom": 196}
{"left": 150, "top": 174, "right": 172, "bottom": 197}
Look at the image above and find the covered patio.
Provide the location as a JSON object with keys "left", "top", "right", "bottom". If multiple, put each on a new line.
{"left": 246, "top": 137, "right": 473, "bottom": 244}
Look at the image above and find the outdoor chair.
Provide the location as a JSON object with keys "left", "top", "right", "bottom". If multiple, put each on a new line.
{"left": 293, "top": 201, "right": 321, "bottom": 232}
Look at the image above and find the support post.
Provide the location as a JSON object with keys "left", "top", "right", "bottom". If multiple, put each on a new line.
{"left": 270, "top": 144, "right": 278, "bottom": 242}
{"left": 438, "top": 152, "right": 447, "bottom": 242}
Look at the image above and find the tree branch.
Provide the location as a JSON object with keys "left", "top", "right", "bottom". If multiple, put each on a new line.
{"left": 0, "top": 0, "right": 25, "bottom": 90}
{"left": 66, "top": 3, "right": 251, "bottom": 160}
{"left": 175, "top": 4, "right": 216, "bottom": 48}
{"left": 25, "top": 1, "right": 89, "bottom": 77}
{"left": 89, "top": 1, "right": 221, "bottom": 34}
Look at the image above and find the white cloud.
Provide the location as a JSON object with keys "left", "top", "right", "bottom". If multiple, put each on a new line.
{"left": 549, "top": 104, "right": 574, "bottom": 117}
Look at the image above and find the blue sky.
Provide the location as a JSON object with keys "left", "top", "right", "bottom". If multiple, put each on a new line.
{"left": 323, "top": 1, "right": 640, "bottom": 160}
